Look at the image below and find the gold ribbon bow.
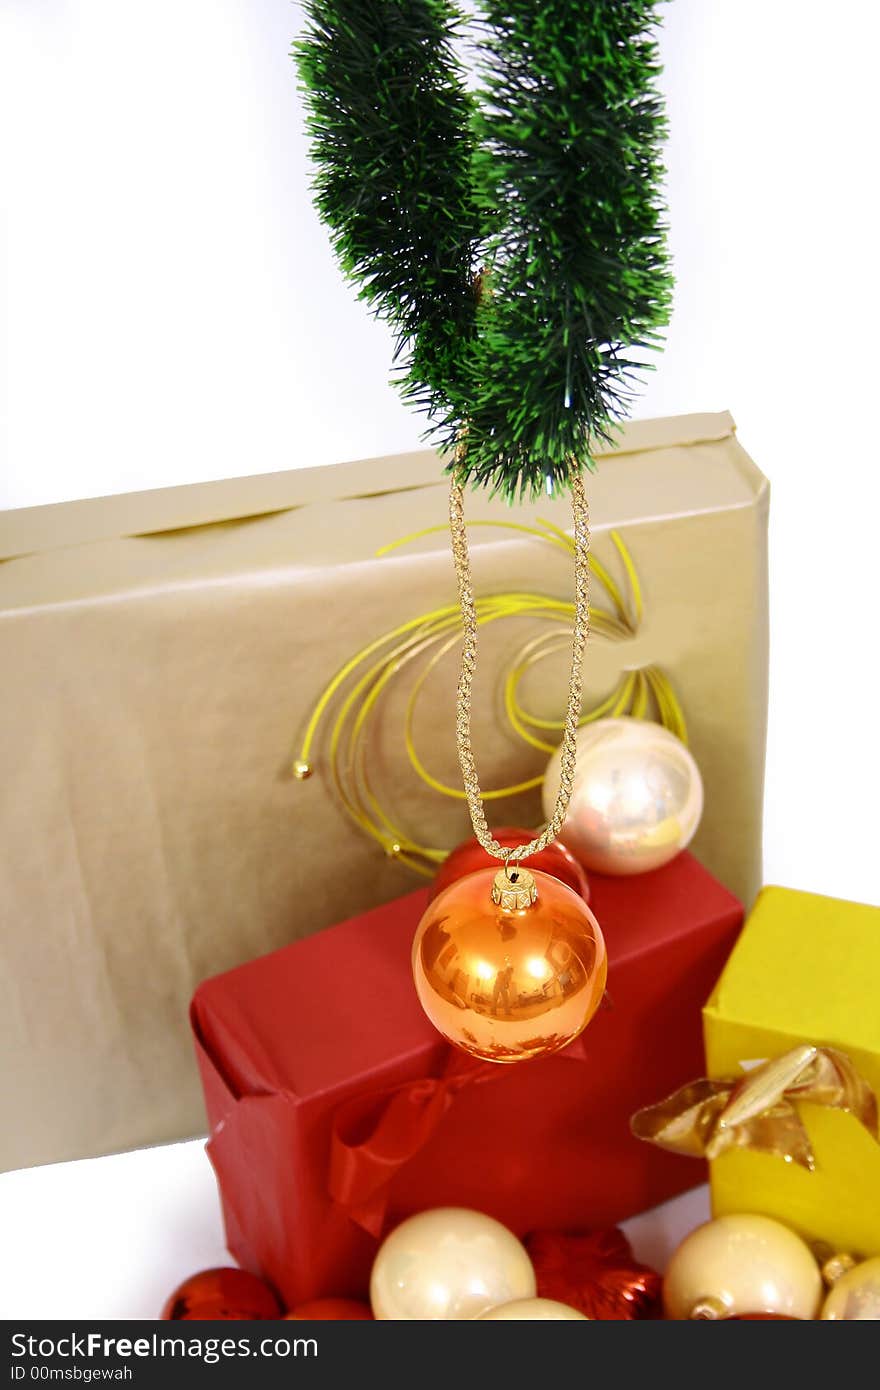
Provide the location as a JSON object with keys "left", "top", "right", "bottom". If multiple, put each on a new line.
{"left": 630, "top": 1045, "right": 879, "bottom": 1170}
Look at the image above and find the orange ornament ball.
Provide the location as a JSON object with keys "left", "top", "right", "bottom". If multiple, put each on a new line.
{"left": 429, "top": 827, "right": 589, "bottom": 904}
{"left": 412, "top": 866, "right": 606, "bottom": 1063}
{"left": 285, "top": 1299, "right": 373, "bottom": 1320}
{"left": 162, "top": 1267, "right": 282, "bottom": 1320}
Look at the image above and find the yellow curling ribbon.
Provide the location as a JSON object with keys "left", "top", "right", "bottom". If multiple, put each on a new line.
{"left": 630, "top": 1045, "right": 880, "bottom": 1170}
{"left": 293, "top": 522, "right": 687, "bottom": 875}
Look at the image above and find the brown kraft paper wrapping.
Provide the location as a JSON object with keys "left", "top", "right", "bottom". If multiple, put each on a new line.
{"left": 0, "top": 411, "right": 769, "bottom": 1170}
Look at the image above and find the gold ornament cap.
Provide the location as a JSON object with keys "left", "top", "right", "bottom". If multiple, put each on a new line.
{"left": 491, "top": 866, "right": 538, "bottom": 911}
{"left": 822, "top": 1253, "right": 857, "bottom": 1286}
{"left": 689, "top": 1296, "right": 729, "bottom": 1320}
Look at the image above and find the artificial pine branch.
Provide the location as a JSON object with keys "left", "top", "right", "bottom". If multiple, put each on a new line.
{"left": 457, "top": 0, "right": 672, "bottom": 497}
{"left": 295, "top": 1, "right": 480, "bottom": 419}
{"left": 295, "top": 1, "right": 672, "bottom": 501}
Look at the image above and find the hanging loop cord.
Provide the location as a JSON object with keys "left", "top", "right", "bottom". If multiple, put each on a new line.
{"left": 449, "top": 466, "right": 590, "bottom": 865}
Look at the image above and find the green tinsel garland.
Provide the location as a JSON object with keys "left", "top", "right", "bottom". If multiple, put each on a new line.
{"left": 296, "top": 0, "right": 671, "bottom": 500}
{"left": 295, "top": 1, "right": 480, "bottom": 422}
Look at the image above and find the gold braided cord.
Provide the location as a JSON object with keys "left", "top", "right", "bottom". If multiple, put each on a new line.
{"left": 293, "top": 522, "right": 687, "bottom": 876}
{"left": 449, "top": 472, "right": 589, "bottom": 865}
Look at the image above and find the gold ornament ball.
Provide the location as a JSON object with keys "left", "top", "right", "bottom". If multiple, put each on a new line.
{"left": 412, "top": 866, "right": 607, "bottom": 1064}
{"left": 478, "top": 1298, "right": 589, "bottom": 1320}
{"left": 542, "top": 717, "right": 703, "bottom": 876}
{"left": 663, "top": 1214, "right": 822, "bottom": 1320}
{"left": 370, "top": 1207, "right": 536, "bottom": 1321}
{"left": 821, "top": 1256, "right": 880, "bottom": 1320}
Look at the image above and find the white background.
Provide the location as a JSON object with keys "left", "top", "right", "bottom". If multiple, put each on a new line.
{"left": 1, "top": 0, "right": 878, "bottom": 1319}
{"left": 2, "top": 0, "right": 879, "bottom": 903}
{"left": 0, "top": 1138, "right": 709, "bottom": 1318}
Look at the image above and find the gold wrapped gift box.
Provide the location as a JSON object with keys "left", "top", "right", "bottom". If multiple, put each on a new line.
{"left": 0, "top": 411, "right": 768, "bottom": 1170}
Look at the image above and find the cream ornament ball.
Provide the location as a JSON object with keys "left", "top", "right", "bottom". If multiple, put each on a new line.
{"left": 663, "top": 1214, "right": 823, "bottom": 1320}
{"left": 370, "top": 1208, "right": 536, "bottom": 1321}
{"left": 542, "top": 717, "right": 703, "bottom": 876}
{"left": 821, "top": 1256, "right": 880, "bottom": 1320}
{"left": 478, "top": 1298, "right": 589, "bottom": 1320}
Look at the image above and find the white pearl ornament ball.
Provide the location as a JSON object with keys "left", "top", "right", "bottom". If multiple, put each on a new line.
{"left": 663, "top": 1214, "right": 822, "bottom": 1320}
{"left": 478, "top": 1298, "right": 588, "bottom": 1320}
{"left": 542, "top": 717, "right": 704, "bottom": 875}
{"left": 370, "top": 1207, "right": 536, "bottom": 1321}
{"left": 821, "top": 1256, "right": 880, "bottom": 1320}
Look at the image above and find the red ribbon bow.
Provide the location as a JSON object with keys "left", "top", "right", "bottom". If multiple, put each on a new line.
{"left": 328, "top": 1034, "right": 592, "bottom": 1237}
{"left": 328, "top": 1049, "right": 495, "bottom": 1236}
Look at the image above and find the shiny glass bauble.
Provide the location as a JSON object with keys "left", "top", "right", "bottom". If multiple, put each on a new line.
{"left": 542, "top": 717, "right": 703, "bottom": 875}
{"left": 663, "top": 1215, "right": 822, "bottom": 1320}
{"left": 412, "top": 867, "right": 606, "bottom": 1063}
{"left": 370, "top": 1207, "right": 536, "bottom": 1320}
{"left": 161, "top": 1267, "right": 281, "bottom": 1320}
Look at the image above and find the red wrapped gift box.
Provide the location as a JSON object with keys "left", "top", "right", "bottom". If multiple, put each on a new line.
{"left": 191, "top": 852, "right": 741, "bottom": 1305}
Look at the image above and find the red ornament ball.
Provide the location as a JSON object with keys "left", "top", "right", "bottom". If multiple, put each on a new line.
{"left": 526, "top": 1228, "right": 662, "bottom": 1320}
{"left": 285, "top": 1299, "right": 373, "bottom": 1320}
{"left": 429, "top": 826, "right": 589, "bottom": 904}
{"left": 726, "top": 1312, "right": 801, "bottom": 1320}
{"left": 162, "top": 1267, "right": 282, "bottom": 1320}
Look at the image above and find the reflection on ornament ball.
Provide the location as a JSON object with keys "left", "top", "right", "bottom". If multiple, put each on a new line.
{"left": 429, "top": 826, "right": 589, "bottom": 903}
{"left": 542, "top": 717, "right": 703, "bottom": 875}
{"left": 370, "top": 1207, "right": 536, "bottom": 1320}
{"left": 478, "top": 1298, "right": 588, "bottom": 1320}
{"left": 412, "top": 867, "right": 606, "bottom": 1063}
{"left": 663, "top": 1215, "right": 822, "bottom": 1320}
{"left": 821, "top": 1256, "right": 880, "bottom": 1320}
{"left": 161, "top": 1267, "right": 282, "bottom": 1320}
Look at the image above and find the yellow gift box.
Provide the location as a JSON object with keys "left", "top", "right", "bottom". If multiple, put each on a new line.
{"left": 703, "top": 886, "right": 880, "bottom": 1255}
